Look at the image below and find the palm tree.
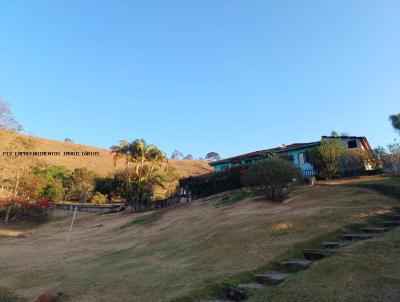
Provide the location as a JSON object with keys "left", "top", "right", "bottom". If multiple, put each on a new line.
{"left": 111, "top": 139, "right": 168, "bottom": 210}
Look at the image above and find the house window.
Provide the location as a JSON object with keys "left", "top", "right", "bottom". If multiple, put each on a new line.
{"left": 298, "top": 153, "right": 306, "bottom": 165}
{"left": 348, "top": 140, "right": 357, "bottom": 149}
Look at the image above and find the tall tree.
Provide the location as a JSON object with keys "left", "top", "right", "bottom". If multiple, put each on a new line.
{"left": 308, "top": 138, "right": 346, "bottom": 179}
{"left": 183, "top": 154, "right": 193, "bottom": 160}
{"left": 205, "top": 152, "right": 221, "bottom": 161}
{"left": 0, "top": 99, "right": 23, "bottom": 131}
{"left": 171, "top": 150, "right": 183, "bottom": 160}
{"left": 330, "top": 130, "right": 339, "bottom": 137}
{"left": 67, "top": 168, "right": 95, "bottom": 204}
{"left": 111, "top": 139, "right": 168, "bottom": 210}
{"left": 389, "top": 113, "right": 400, "bottom": 134}
{"left": 0, "top": 132, "right": 42, "bottom": 223}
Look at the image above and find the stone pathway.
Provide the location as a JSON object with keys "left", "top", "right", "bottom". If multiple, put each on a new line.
{"left": 342, "top": 233, "right": 373, "bottom": 240}
{"left": 201, "top": 210, "right": 400, "bottom": 302}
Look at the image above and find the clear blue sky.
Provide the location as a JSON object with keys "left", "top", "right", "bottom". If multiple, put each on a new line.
{"left": 1, "top": 1, "right": 399, "bottom": 159}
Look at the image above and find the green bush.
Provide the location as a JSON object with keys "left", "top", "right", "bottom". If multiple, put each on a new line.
{"left": 308, "top": 139, "right": 346, "bottom": 179}
{"left": 41, "top": 179, "right": 64, "bottom": 202}
{"left": 179, "top": 165, "right": 245, "bottom": 199}
{"left": 66, "top": 168, "right": 96, "bottom": 204}
{"left": 243, "top": 158, "right": 301, "bottom": 202}
{"left": 92, "top": 192, "right": 108, "bottom": 204}
{"left": 19, "top": 165, "right": 71, "bottom": 201}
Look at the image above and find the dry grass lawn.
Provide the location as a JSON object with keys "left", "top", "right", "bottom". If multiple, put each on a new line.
{"left": 0, "top": 183, "right": 399, "bottom": 302}
{"left": 248, "top": 228, "right": 400, "bottom": 302}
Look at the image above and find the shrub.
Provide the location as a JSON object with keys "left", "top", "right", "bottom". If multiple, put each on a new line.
{"left": 243, "top": 157, "right": 301, "bottom": 202}
{"left": 341, "top": 149, "right": 375, "bottom": 176}
{"left": 179, "top": 165, "right": 245, "bottom": 199}
{"left": 95, "top": 175, "right": 116, "bottom": 202}
{"left": 383, "top": 142, "right": 400, "bottom": 175}
{"left": 66, "top": 168, "right": 95, "bottom": 204}
{"left": 18, "top": 165, "right": 71, "bottom": 201}
{"left": 308, "top": 139, "right": 346, "bottom": 179}
{"left": 0, "top": 197, "right": 51, "bottom": 223}
{"left": 41, "top": 179, "right": 64, "bottom": 202}
{"left": 92, "top": 192, "right": 108, "bottom": 204}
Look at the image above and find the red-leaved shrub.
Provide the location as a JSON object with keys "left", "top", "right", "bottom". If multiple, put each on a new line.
{"left": 0, "top": 197, "right": 52, "bottom": 223}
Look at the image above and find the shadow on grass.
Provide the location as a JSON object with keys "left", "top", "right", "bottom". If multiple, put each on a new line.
{"left": 348, "top": 176, "right": 400, "bottom": 200}
{"left": 214, "top": 190, "right": 261, "bottom": 208}
{"left": 119, "top": 210, "right": 164, "bottom": 229}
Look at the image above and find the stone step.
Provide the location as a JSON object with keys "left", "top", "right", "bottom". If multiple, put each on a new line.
{"left": 280, "top": 259, "right": 312, "bottom": 271}
{"left": 238, "top": 282, "right": 265, "bottom": 289}
{"left": 321, "top": 242, "right": 343, "bottom": 249}
{"left": 361, "top": 227, "right": 389, "bottom": 233}
{"left": 382, "top": 221, "right": 400, "bottom": 227}
{"left": 223, "top": 287, "right": 248, "bottom": 301}
{"left": 201, "top": 300, "right": 233, "bottom": 302}
{"left": 303, "top": 250, "right": 330, "bottom": 261}
{"left": 389, "top": 214, "right": 400, "bottom": 220}
{"left": 342, "top": 233, "right": 373, "bottom": 240}
{"left": 255, "top": 271, "right": 291, "bottom": 285}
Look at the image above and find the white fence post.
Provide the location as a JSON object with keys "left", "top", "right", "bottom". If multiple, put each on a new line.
{"left": 67, "top": 206, "right": 78, "bottom": 245}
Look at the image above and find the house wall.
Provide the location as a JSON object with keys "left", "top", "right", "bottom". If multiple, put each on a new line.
{"left": 287, "top": 148, "right": 315, "bottom": 175}
{"left": 213, "top": 163, "right": 232, "bottom": 172}
{"left": 322, "top": 137, "right": 363, "bottom": 149}
{"left": 213, "top": 137, "right": 372, "bottom": 175}
{"left": 213, "top": 149, "right": 316, "bottom": 174}
{"left": 213, "top": 156, "right": 265, "bottom": 172}
{"left": 321, "top": 137, "right": 372, "bottom": 170}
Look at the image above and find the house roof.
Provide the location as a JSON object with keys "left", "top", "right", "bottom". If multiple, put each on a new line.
{"left": 210, "top": 141, "right": 320, "bottom": 166}
{"left": 321, "top": 136, "right": 372, "bottom": 151}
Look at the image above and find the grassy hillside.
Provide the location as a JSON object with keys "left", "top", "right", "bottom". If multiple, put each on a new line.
{"left": 247, "top": 228, "right": 400, "bottom": 302}
{"left": 0, "top": 129, "right": 212, "bottom": 179}
{"left": 0, "top": 182, "right": 399, "bottom": 301}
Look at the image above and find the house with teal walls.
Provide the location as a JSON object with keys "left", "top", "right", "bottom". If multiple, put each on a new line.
{"left": 210, "top": 136, "right": 372, "bottom": 177}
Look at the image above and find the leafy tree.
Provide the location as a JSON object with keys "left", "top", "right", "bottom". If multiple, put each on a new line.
{"left": 308, "top": 138, "right": 346, "bottom": 179}
{"left": 205, "top": 152, "right": 221, "bottom": 161}
{"left": 183, "top": 154, "right": 193, "bottom": 160}
{"left": 0, "top": 131, "right": 43, "bottom": 223}
{"left": 41, "top": 179, "right": 64, "bottom": 202}
{"left": 95, "top": 175, "right": 116, "bottom": 202}
{"left": 330, "top": 130, "right": 339, "bottom": 137}
{"left": 19, "top": 165, "right": 71, "bottom": 202}
{"left": 67, "top": 168, "right": 95, "bottom": 204}
{"left": 371, "top": 147, "right": 386, "bottom": 170}
{"left": 243, "top": 158, "right": 301, "bottom": 202}
{"left": 389, "top": 113, "right": 400, "bottom": 134}
{"left": 160, "top": 165, "right": 179, "bottom": 198}
{"left": 19, "top": 169, "right": 47, "bottom": 199}
{"left": 171, "top": 150, "right": 183, "bottom": 160}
